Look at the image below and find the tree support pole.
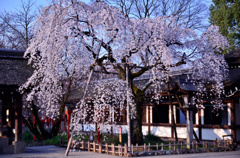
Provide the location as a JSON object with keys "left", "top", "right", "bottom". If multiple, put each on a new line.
{"left": 126, "top": 65, "right": 131, "bottom": 147}
{"left": 175, "top": 95, "right": 200, "bottom": 143}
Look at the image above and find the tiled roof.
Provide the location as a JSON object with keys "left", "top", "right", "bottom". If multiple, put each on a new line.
{"left": 224, "top": 47, "right": 240, "bottom": 59}
{"left": 0, "top": 49, "right": 25, "bottom": 59}
{"left": 0, "top": 49, "right": 32, "bottom": 86}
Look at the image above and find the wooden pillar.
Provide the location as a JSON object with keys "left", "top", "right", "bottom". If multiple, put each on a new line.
{"left": 0, "top": 99, "right": 2, "bottom": 136}
{"left": 230, "top": 101, "right": 236, "bottom": 140}
{"left": 148, "top": 106, "right": 150, "bottom": 134}
{"left": 146, "top": 106, "right": 148, "bottom": 123}
{"left": 14, "top": 94, "right": 23, "bottom": 141}
{"left": 183, "top": 95, "right": 193, "bottom": 148}
{"left": 15, "top": 111, "right": 18, "bottom": 141}
{"left": 65, "top": 106, "right": 72, "bottom": 140}
{"left": 171, "top": 104, "right": 177, "bottom": 139}
{"left": 150, "top": 106, "right": 152, "bottom": 124}
{"left": 67, "top": 113, "right": 70, "bottom": 140}
{"left": 33, "top": 113, "right": 36, "bottom": 141}
{"left": 227, "top": 102, "right": 231, "bottom": 126}
{"left": 198, "top": 108, "right": 202, "bottom": 140}
{"left": 168, "top": 103, "right": 173, "bottom": 137}
{"left": 186, "top": 109, "right": 193, "bottom": 148}
{"left": 97, "top": 125, "right": 100, "bottom": 144}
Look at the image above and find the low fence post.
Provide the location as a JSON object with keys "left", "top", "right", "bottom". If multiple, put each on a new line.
{"left": 82, "top": 141, "right": 84, "bottom": 150}
{"left": 88, "top": 141, "right": 90, "bottom": 151}
{"left": 169, "top": 142, "right": 171, "bottom": 151}
{"left": 124, "top": 144, "right": 127, "bottom": 156}
{"left": 120, "top": 144, "right": 123, "bottom": 156}
{"left": 148, "top": 143, "right": 150, "bottom": 152}
{"left": 118, "top": 144, "right": 120, "bottom": 156}
{"left": 161, "top": 143, "right": 163, "bottom": 151}
{"left": 173, "top": 142, "right": 175, "bottom": 151}
{"left": 99, "top": 143, "right": 102, "bottom": 153}
{"left": 156, "top": 143, "right": 158, "bottom": 151}
{"left": 144, "top": 143, "right": 146, "bottom": 152}
{"left": 93, "top": 142, "right": 96, "bottom": 152}
{"left": 205, "top": 141, "right": 208, "bottom": 149}
{"left": 106, "top": 143, "right": 108, "bottom": 154}
{"left": 112, "top": 143, "right": 115, "bottom": 155}
{"left": 181, "top": 142, "right": 183, "bottom": 150}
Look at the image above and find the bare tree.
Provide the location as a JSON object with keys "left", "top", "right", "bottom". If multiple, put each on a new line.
{"left": 104, "top": 0, "right": 208, "bottom": 30}
{"left": 0, "top": 0, "right": 37, "bottom": 50}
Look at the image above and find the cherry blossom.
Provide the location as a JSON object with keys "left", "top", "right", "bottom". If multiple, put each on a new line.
{"left": 20, "top": 0, "right": 229, "bottom": 142}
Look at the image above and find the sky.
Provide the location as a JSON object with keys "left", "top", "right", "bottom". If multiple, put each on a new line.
{"left": 0, "top": 0, "right": 212, "bottom": 12}
{"left": 0, "top": 0, "right": 50, "bottom": 15}
{"left": 0, "top": 0, "right": 49, "bottom": 12}
{"left": 0, "top": 0, "right": 90, "bottom": 12}
{"left": 0, "top": 0, "right": 212, "bottom": 26}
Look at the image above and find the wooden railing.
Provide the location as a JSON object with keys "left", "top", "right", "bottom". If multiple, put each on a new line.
{"left": 66, "top": 139, "right": 235, "bottom": 157}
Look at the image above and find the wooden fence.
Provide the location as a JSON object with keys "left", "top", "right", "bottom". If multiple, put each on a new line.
{"left": 64, "top": 138, "right": 235, "bottom": 157}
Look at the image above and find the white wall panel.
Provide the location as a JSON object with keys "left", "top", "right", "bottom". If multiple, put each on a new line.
{"left": 202, "top": 128, "right": 231, "bottom": 140}
{"left": 150, "top": 126, "right": 171, "bottom": 137}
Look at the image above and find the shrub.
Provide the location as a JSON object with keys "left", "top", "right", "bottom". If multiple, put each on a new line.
{"left": 144, "top": 132, "right": 163, "bottom": 144}
{"left": 43, "top": 133, "right": 67, "bottom": 145}
{"left": 73, "top": 134, "right": 89, "bottom": 141}
{"left": 22, "top": 130, "right": 33, "bottom": 143}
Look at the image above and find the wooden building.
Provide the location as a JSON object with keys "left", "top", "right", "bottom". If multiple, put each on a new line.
{"left": 0, "top": 49, "right": 32, "bottom": 154}
{"left": 224, "top": 47, "right": 240, "bottom": 143}
{"left": 71, "top": 47, "right": 240, "bottom": 144}
{"left": 1, "top": 46, "right": 239, "bottom": 152}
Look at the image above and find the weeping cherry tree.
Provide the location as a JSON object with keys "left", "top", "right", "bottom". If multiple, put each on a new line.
{"left": 21, "top": 0, "right": 229, "bottom": 144}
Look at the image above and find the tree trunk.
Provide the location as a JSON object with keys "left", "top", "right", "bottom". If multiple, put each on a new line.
{"left": 22, "top": 115, "right": 44, "bottom": 140}
{"left": 22, "top": 103, "right": 50, "bottom": 140}
{"left": 50, "top": 102, "right": 65, "bottom": 137}
{"left": 131, "top": 94, "right": 144, "bottom": 145}
{"left": 22, "top": 102, "right": 65, "bottom": 140}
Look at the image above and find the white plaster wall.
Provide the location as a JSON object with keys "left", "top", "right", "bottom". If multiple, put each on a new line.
{"left": 142, "top": 126, "right": 148, "bottom": 136}
{"left": 176, "top": 127, "right": 199, "bottom": 139}
{"left": 83, "top": 124, "right": 96, "bottom": 131}
{"left": 179, "top": 110, "right": 186, "bottom": 124}
{"left": 113, "top": 125, "right": 128, "bottom": 134}
{"left": 100, "top": 125, "right": 112, "bottom": 133}
{"left": 195, "top": 113, "right": 199, "bottom": 125}
{"left": 150, "top": 126, "right": 171, "bottom": 137}
{"left": 202, "top": 128, "right": 231, "bottom": 140}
